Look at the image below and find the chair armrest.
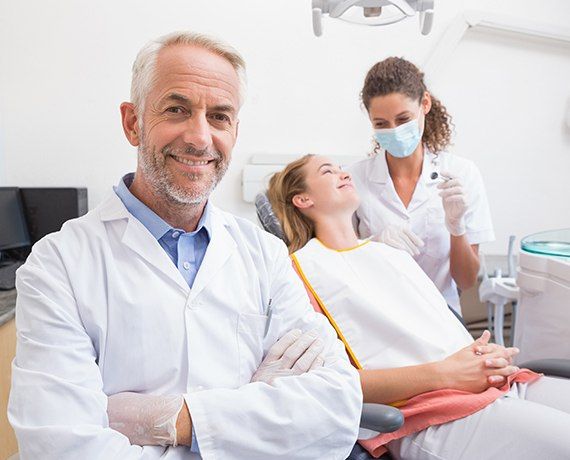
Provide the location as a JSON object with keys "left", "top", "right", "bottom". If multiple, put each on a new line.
{"left": 520, "top": 359, "right": 570, "bottom": 379}
{"left": 360, "top": 403, "right": 404, "bottom": 433}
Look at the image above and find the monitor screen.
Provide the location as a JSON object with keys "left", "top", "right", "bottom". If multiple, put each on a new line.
{"left": 0, "top": 187, "right": 31, "bottom": 251}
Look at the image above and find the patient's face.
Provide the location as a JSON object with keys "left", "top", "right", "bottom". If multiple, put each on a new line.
{"left": 301, "top": 156, "right": 360, "bottom": 214}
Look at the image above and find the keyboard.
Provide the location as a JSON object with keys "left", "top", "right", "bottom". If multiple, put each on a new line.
{"left": 0, "top": 261, "right": 24, "bottom": 290}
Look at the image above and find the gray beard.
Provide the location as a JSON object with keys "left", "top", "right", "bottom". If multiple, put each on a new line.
{"left": 137, "top": 139, "right": 229, "bottom": 206}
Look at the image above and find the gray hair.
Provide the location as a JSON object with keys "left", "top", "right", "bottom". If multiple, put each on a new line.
{"left": 130, "top": 31, "right": 247, "bottom": 120}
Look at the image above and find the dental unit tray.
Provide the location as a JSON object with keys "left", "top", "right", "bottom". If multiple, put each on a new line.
{"left": 520, "top": 229, "right": 570, "bottom": 258}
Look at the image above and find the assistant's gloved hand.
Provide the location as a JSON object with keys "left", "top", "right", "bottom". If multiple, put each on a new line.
{"left": 251, "top": 329, "right": 325, "bottom": 385}
{"left": 373, "top": 225, "right": 424, "bottom": 256}
{"left": 107, "top": 392, "right": 185, "bottom": 446}
{"left": 437, "top": 171, "right": 468, "bottom": 236}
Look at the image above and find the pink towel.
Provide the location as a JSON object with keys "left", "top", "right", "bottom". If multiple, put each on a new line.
{"left": 359, "top": 369, "right": 541, "bottom": 458}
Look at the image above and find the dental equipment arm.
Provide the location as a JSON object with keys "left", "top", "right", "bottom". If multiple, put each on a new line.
{"left": 312, "top": 0, "right": 435, "bottom": 37}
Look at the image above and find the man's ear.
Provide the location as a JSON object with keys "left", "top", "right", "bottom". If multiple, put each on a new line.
{"left": 120, "top": 102, "right": 141, "bottom": 146}
{"left": 292, "top": 194, "right": 313, "bottom": 210}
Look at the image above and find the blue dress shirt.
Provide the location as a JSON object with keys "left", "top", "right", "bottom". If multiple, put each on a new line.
{"left": 114, "top": 173, "right": 207, "bottom": 452}
{"left": 114, "top": 173, "right": 211, "bottom": 289}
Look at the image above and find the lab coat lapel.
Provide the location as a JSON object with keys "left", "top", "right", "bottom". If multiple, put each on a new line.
{"left": 369, "top": 153, "right": 408, "bottom": 216}
{"left": 407, "top": 181, "right": 429, "bottom": 213}
{"left": 188, "top": 207, "right": 236, "bottom": 301}
{"left": 99, "top": 193, "right": 190, "bottom": 294}
{"left": 368, "top": 153, "right": 390, "bottom": 185}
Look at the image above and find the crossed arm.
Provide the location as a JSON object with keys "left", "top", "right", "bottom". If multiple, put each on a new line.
{"left": 107, "top": 329, "right": 327, "bottom": 447}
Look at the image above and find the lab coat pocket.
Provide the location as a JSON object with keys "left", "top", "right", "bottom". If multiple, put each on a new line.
{"left": 237, "top": 312, "right": 281, "bottom": 385}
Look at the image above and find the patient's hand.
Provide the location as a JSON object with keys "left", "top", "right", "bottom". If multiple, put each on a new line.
{"left": 474, "top": 334, "right": 520, "bottom": 385}
{"left": 438, "top": 330, "right": 520, "bottom": 393}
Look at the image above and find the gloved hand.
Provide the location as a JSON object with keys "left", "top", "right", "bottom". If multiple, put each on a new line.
{"left": 251, "top": 329, "right": 325, "bottom": 385}
{"left": 437, "top": 171, "right": 468, "bottom": 236}
{"left": 107, "top": 392, "right": 185, "bottom": 446}
{"left": 373, "top": 225, "right": 424, "bottom": 256}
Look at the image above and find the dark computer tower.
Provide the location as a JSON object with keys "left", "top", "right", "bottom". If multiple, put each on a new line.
{"left": 20, "top": 188, "right": 88, "bottom": 244}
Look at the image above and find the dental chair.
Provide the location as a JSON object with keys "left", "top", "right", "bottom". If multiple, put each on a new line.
{"left": 255, "top": 192, "right": 570, "bottom": 460}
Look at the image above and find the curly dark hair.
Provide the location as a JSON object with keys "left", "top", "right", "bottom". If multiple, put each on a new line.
{"left": 361, "top": 57, "right": 453, "bottom": 154}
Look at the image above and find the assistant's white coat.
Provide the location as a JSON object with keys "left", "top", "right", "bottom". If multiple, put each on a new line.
{"left": 347, "top": 150, "right": 495, "bottom": 312}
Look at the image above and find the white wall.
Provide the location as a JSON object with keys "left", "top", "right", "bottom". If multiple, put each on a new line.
{"left": 1, "top": 0, "right": 569, "bottom": 254}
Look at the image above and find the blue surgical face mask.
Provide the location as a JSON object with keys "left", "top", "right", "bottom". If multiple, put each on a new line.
{"left": 374, "top": 116, "right": 422, "bottom": 159}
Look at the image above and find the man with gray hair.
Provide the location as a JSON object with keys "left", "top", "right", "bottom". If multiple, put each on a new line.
{"left": 8, "top": 32, "right": 362, "bottom": 459}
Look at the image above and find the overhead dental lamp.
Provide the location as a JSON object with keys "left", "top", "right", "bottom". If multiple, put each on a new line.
{"left": 312, "top": 0, "right": 435, "bottom": 37}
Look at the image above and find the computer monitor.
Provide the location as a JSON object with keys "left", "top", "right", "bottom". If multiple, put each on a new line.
{"left": 0, "top": 187, "right": 31, "bottom": 252}
{"left": 19, "top": 188, "right": 88, "bottom": 244}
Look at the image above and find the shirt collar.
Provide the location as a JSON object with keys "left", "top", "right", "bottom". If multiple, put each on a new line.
{"left": 114, "top": 173, "right": 212, "bottom": 241}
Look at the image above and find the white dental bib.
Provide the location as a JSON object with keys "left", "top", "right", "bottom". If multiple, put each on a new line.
{"left": 292, "top": 239, "right": 473, "bottom": 369}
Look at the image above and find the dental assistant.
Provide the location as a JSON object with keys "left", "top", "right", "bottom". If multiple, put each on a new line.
{"left": 347, "top": 57, "right": 494, "bottom": 313}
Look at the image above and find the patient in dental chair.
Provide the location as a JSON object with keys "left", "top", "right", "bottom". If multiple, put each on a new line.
{"left": 267, "top": 154, "right": 570, "bottom": 460}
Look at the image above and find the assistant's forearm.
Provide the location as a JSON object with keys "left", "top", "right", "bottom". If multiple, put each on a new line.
{"left": 359, "top": 361, "right": 446, "bottom": 404}
{"left": 450, "top": 238, "right": 480, "bottom": 290}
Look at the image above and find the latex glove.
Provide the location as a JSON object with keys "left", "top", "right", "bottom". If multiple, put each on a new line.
{"left": 437, "top": 171, "right": 468, "bottom": 236}
{"left": 107, "top": 392, "right": 185, "bottom": 446}
{"left": 373, "top": 225, "right": 424, "bottom": 256}
{"left": 251, "top": 329, "right": 325, "bottom": 385}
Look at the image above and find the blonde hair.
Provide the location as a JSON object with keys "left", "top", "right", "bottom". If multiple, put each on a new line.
{"left": 131, "top": 31, "right": 247, "bottom": 120}
{"left": 267, "top": 154, "right": 315, "bottom": 253}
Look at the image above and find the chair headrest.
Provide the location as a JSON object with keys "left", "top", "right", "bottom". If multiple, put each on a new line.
{"left": 254, "top": 192, "right": 286, "bottom": 242}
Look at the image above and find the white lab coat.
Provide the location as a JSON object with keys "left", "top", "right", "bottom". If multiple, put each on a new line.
{"left": 8, "top": 192, "right": 362, "bottom": 460}
{"left": 347, "top": 149, "right": 494, "bottom": 312}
